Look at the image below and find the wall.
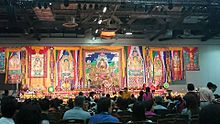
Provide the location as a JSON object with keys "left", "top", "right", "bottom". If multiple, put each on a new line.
{"left": 170, "top": 45, "right": 220, "bottom": 94}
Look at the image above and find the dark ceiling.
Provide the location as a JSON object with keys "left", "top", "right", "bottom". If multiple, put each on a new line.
{"left": 0, "top": 0, "right": 220, "bottom": 41}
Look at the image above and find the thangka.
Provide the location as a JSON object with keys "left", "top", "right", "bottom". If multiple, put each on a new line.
{"left": 152, "top": 50, "right": 165, "bottom": 87}
{"left": 7, "top": 51, "right": 22, "bottom": 84}
{"left": 55, "top": 49, "right": 78, "bottom": 91}
{"left": 0, "top": 48, "right": 5, "bottom": 73}
{"left": 83, "top": 49, "right": 122, "bottom": 91}
{"left": 171, "top": 49, "right": 184, "bottom": 81}
{"left": 126, "top": 46, "right": 145, "bottom": 88}
{"left": 26, "top": 46, "right": 48, "bottom": 78}
{"left": 183, "top": 47, "right": 199, "bottom": 71}
{"left": 145, "top": 47, "right": 153, "bottom": 86}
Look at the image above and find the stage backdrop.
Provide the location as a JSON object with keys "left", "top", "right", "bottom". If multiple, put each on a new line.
{"left": 82, "top": 46, "right": 125, "bottom": 92}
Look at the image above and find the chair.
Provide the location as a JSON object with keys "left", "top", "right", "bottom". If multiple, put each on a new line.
{"left": 190, "top": 118, "right": 199, "bottom": 124}
{"left": 59, "top": 119, "right": 86, "bottom": 124}
{"left": 157, "top": 118, "right": 188, "bottom": 124}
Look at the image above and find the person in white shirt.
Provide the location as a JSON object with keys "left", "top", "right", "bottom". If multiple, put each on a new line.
{"left": 199, "top": 82, "right": 217, "bottom": 108}
{"left": 0, "top": 96, "right": 17, "bottom": 124}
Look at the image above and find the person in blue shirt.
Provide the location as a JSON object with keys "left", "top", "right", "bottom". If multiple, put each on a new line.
{"left": 89, "top": 97, "right": 119, "bottom": 124}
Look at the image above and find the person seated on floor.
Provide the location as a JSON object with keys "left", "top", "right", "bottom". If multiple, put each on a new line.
{"left": 89, "top": 97, "right": 119, "bottom": 124}
{"left": 63, "top": 96, "right": 91, "bottom": 121}
{"left": 0, "top": 96, "right": 17, "bottom": 124}
{"left": 144, "top": 100, "right": 156, "bottom": 116}
{"left": 39, "top": 98, "right": 50, "bottom": 124}
{"left": 122, "top": 87, "right": 131, "bottom": 100}
{"left": 182, "top": 93, "right": 200, "bottom": 119}
{"left": 15, "top": 104, "right": 41, "bottom": 124}
{"left": 153, "top": 96, "right": 167, "bottom": 110}
{"left": 199, "top": 104, "right": 220, "bottom": 124}
{"left": 143, "top": 87, "right": 153, "bottom": 102}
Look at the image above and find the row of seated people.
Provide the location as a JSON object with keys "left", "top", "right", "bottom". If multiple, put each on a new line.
{"left": 0, "top": 93, "right": 220, "bottom": 124}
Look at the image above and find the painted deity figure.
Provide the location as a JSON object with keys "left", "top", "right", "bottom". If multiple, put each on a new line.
{"left": 128, "top": 48, "right": 142, "bottom": 71}
{"left": 9, "top": 53, "right": 21, "bottom": 70}
{"left": 153, "top": 54, "right": 163, "bottom": 87}
{"left": 173, "top": 52, "right": 181, "bottom": 80}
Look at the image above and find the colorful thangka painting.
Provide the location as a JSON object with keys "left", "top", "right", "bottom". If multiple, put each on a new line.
{"left": 7, "top": 51, "right": 22, "bottom": 84}
{"left": 127, "top": 46, "right": 145, "bottom": 88}
{"left": 84, "top": 50, "right": 121, "bottom": 91}
{"left": 145, "top": 48, "right": 153, "bottom": 86}
{"left": 183, "top": 47, "right": 199, "bottom": 71}
{"left": 152, "top": 51, "right": 165, "bottom": 87}
{"left": 171, "top": 50, "right": 184, "bottom": 81}
{"left": 30, "top": 53, "right": 46, "bottom": 78}
{"left": 55, "top": 50, "right": 77, "bottom": 91}
{"left": 0, "top": 50, "right": 5, "bottom": 73}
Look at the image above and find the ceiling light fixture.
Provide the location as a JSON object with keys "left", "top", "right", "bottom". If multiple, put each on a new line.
{"left": 103, "top": 6, "right": 107, "bottom": 13}
{"left": 95, "top": 29, "right": 99, "bottom": 34}
{"left": 98, "top": 20, "right": 102, "bottom": 24}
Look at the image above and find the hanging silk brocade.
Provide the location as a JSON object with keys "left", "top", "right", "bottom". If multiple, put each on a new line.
{"left": 171, "top": 50, "right": 184, "bottom": 81}
{"left": 0, "top": 48, "right": 5, "bottom": 73}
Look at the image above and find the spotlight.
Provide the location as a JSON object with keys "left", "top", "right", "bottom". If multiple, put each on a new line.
{"left": 95, "top": 29, "right": 99, "bottom": 34}
{"left": 125, "top": 32, "right": 133, "bottom": 35}
{"left": 98, "top": 20, "right": 102, "bottom": 24}
{"left": 92, "top": 37, "right": 96, "bottom": 40}
{"left": 83, "top": 4, "right": 87, "bottom": 10}
{"left": 49, "top": 3, "right": 52, "bottom": 6}
{"left": 103, "top": 6, "right": 107, "bottom": 13}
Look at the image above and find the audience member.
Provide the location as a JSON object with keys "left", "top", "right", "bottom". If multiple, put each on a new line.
{"left": 63, "top": 96, "right": 91, "bottom": 120}
{"left": 199, "top": 104, "right": 220, "bottom": 124}
{"left": 39, "top": 98, "right": 50, "bottom": 124}
{"left": 89, "top": 97, "right": 119, "bottom": 124}
{"left": 153, "top": 96, "right": 167, "bottom": 110}
{"left": 132, "top": 102, "right": 146, "bottom": 121}
{"left": 184, "top": 83, "right": 200, "bottom": 106}
{"left": 0, "top": 96, "right": 17, "bottom": 124}
{"left": 199, "top": 82, "right": 216, "bottom": 108}
{"left": 182, "top": 93, "right": 200, "bottom": 118}
{"left": 143, "top": 87, "right": 153, "bottom": 102}
{"left": 122, "top": 87, "right": 131, "bottom": 99}
{"left": 15, "top": 104, "right": 41, "bottom": 124}
{"left": 137, "top": 90, "right": 144, "bottom": 101}
{"left": 144, "top": 101, "right": 156, "bottom": 116}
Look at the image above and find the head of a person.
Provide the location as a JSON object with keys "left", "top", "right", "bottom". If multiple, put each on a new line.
{"left": 39, "top": 98, "right": 49, "bottom": 112}
{"left": 67, "top": 98, "right": 74, "bottom": 109}
{"left": 74, "top": 96, "right": 85, "bottom": 108}
{"left": 78, "top": 92, "right": 84, "bottom": 96}
{"left": 15, "top": 104, "right": 41, "bottom": 124}
{"left": 207, "top": 82, "right": 217, "bottom": 92}
{"left": 139, "top": 90, "right": 144, "bottom": 96}
{"left": 119, "top": 91, "right": 123, "bottom": 95}
{"left": 154, "top": 96, "right": 163, "bottom": 105}
{"left": 89, "top": 92, "right": 95, "bottom": 97}
{"left": 1, "top": 96, "right": 17, "bottom": 118}
{"left": 199, "top": 104, "right": 220, "bottom": 124}
{"left": 97, "top": 97, "right": 112, "bottom": 113}
{"left": 106, "top": 94, "right": 111, "bottom": 99}
{"left": 132, "top": 102, "right": 146, "bottom": 121}
{"left": 124, "top": 87, "right": 128, "bottom": 92}
{"left": 187, "top": 83, "right": 195, "bottom": 91}
{"left": 3, "top": 90, "right": 9, "bottom": 96}
{"left": 146, "top": 87, "right": 151, "bottom": 93}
